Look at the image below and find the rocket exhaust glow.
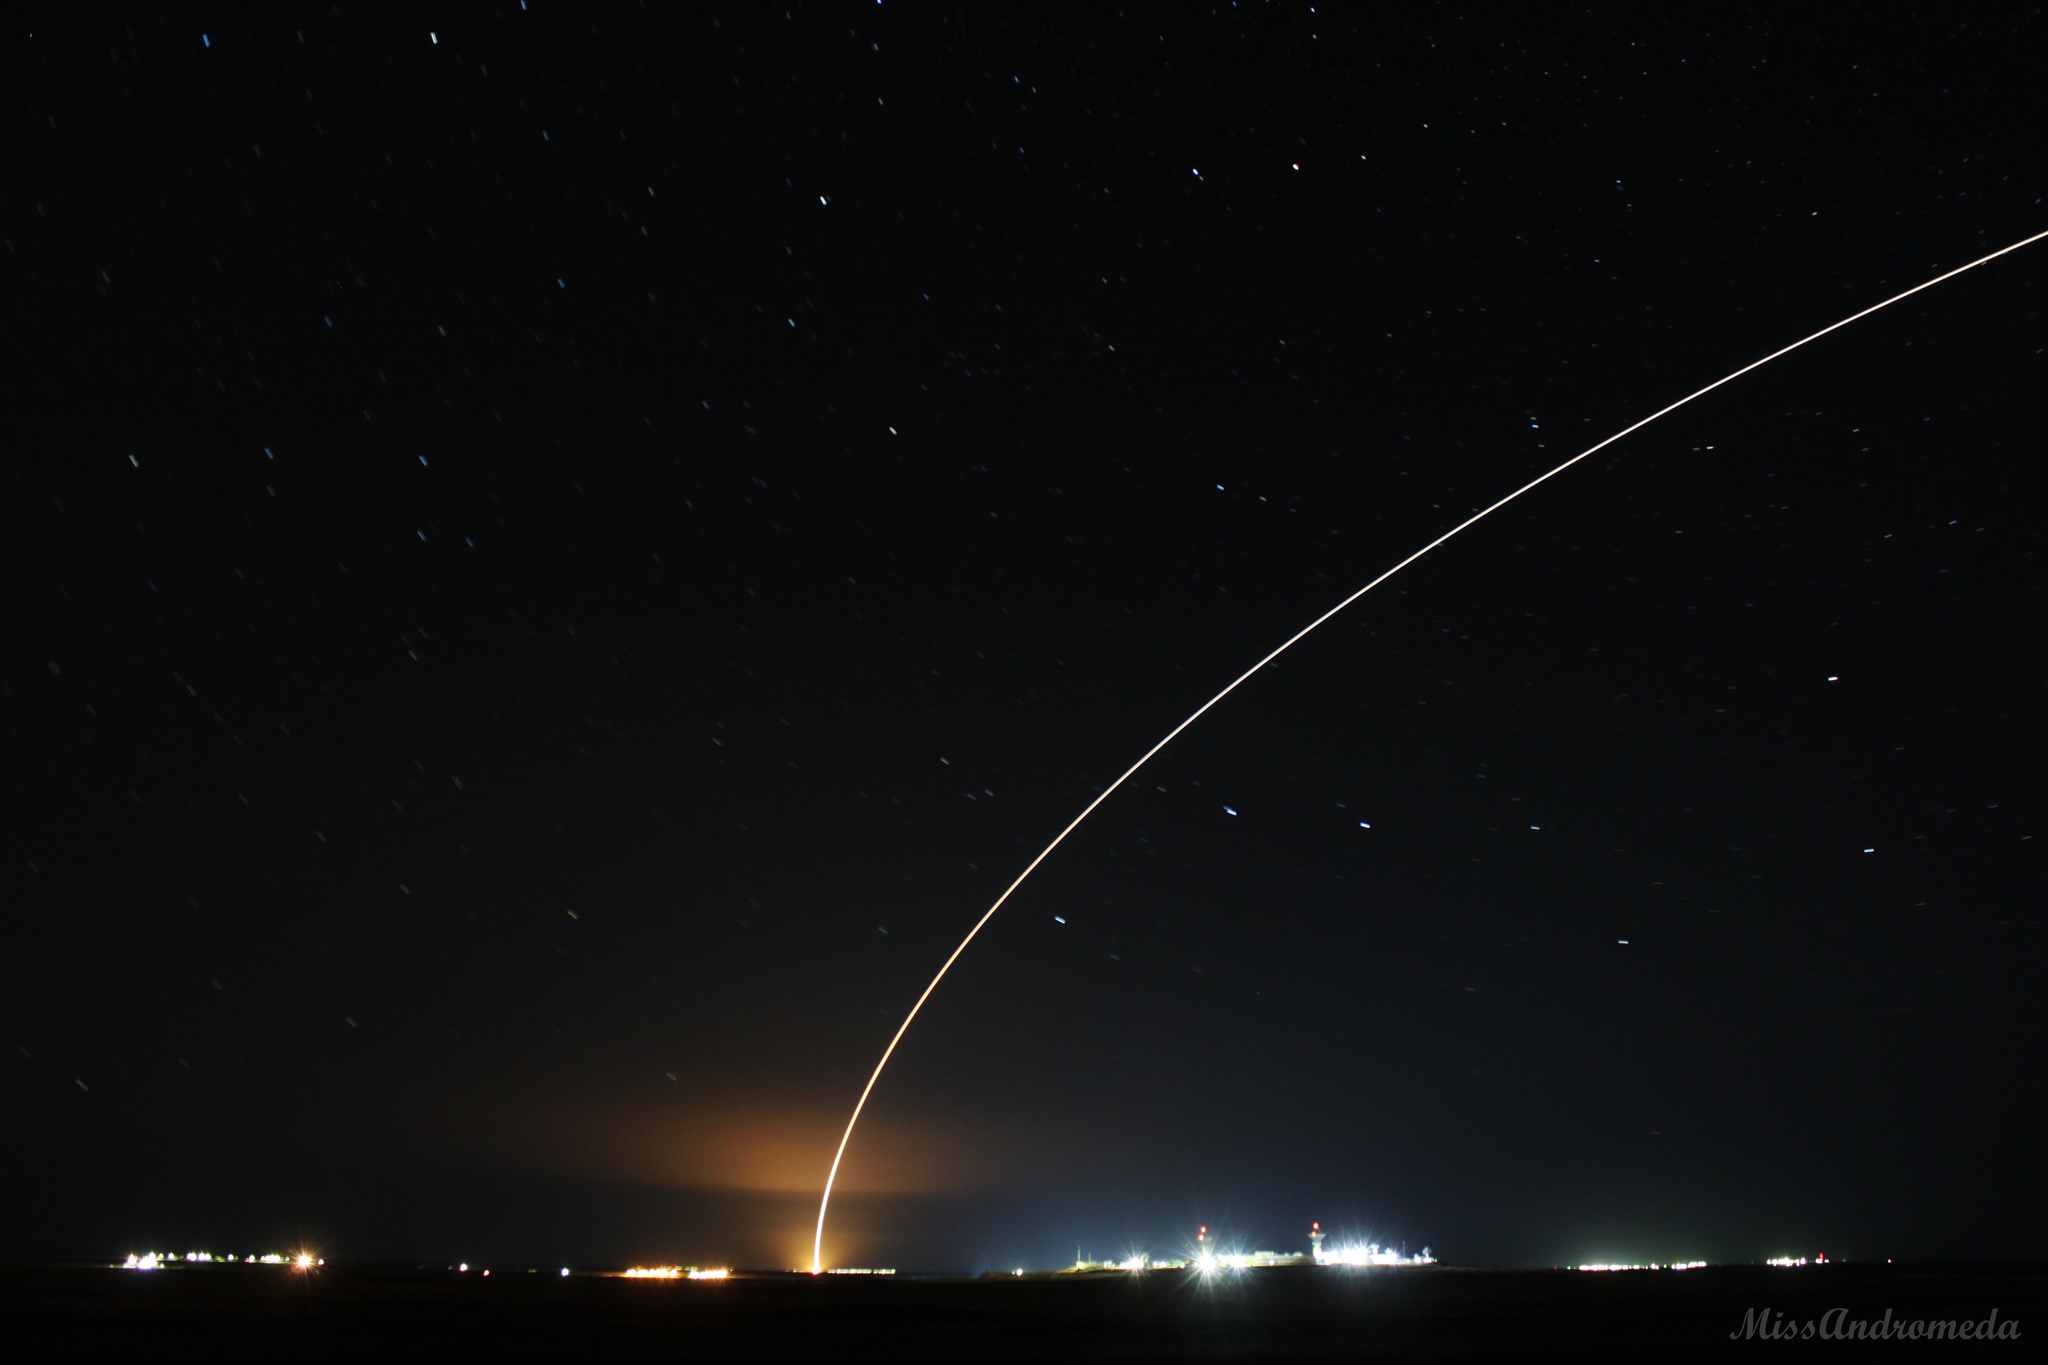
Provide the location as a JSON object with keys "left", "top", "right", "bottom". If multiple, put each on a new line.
{"left": 810, "top": 228, "right": 2048, "bottom": 1274}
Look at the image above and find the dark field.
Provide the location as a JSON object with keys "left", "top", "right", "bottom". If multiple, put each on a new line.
{"left": 3, "top": 1261, "right": 2040, "bottom": 1361}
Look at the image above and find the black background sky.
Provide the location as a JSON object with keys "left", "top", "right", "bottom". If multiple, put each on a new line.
{"left": 8, "top": 5, "right": 2046, "bottom": 1273}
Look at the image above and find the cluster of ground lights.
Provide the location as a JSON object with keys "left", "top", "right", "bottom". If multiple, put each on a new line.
{"left": 122, "top": 1252, "right": 318, "bottom": 1270}
{"left": 1573, "top": 1256, "right": 1828, "bottom": 1272}
{"left": 619, "top": 1267, "right": 730, "bottom": 1280}
{"left": 118, "top": 1245, "right": 1835, "bottom": 1278}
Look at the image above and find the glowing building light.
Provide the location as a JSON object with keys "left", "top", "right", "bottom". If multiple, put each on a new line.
{"left": 1316, "top": 1241, "right": 1436, "bottom": 1267}
{"left": 618, "top": 1267, "right": 730, "bottom": 1280}
{"left": 122, "top": 1248, "right": 327, "bottom": 1271}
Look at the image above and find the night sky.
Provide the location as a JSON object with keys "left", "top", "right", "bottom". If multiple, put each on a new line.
{"left": 9, "top": 7, "right": 2046, "bottom": 1274}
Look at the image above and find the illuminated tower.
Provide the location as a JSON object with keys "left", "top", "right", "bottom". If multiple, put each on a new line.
{"left": 1196, "top": 1226, "right": 1210, "bottom": 1264}
{"left": 1310, "top": 1222, "right": 1326, "bottom": 1264}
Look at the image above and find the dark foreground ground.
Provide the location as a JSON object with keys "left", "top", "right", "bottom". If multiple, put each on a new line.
{"left": 2, "top": 1260, "right": 2040, "bottom": 1362}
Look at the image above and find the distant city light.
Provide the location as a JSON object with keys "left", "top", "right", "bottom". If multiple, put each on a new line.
{"left": 1767, "top": 1254, "right": 1827, "bottom": 1267}
{"left": 1576, "top": 1261, "right": 1707, "bottom": 1272}
{"left": 121, "top": 1250, "right": 317, "bottom": 1271}
{"left": 1317, "top": 1242, "right": 1435, "bottom": 1268}
{"left": 119, "top": 1231, "right": 1458, "bottom": 1285}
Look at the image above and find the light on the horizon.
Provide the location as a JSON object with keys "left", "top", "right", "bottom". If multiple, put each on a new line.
{"left": 123, "top": 1249, "right": 312, "bottom": 1271}
{"left": 1317, "top": 1241, "right": 1435, "bottom": 1267}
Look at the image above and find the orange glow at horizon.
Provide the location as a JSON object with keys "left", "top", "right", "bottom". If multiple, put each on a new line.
{"left": 470, "top": 1099, "right": 1012, "bottom": 1198}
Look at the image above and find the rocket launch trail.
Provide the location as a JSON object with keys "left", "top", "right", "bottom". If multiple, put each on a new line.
{"left": 810, "top": 228, "right": 2048, "bottom": 1273}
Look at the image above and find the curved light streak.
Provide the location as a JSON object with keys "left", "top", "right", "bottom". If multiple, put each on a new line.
{"left": 811, "top": 228, "right": 2048, "bottom": 1273}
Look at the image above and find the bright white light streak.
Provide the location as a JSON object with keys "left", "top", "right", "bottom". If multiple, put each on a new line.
{"left": 809, "top": 227, "right": 2048, "bottom": 1275}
